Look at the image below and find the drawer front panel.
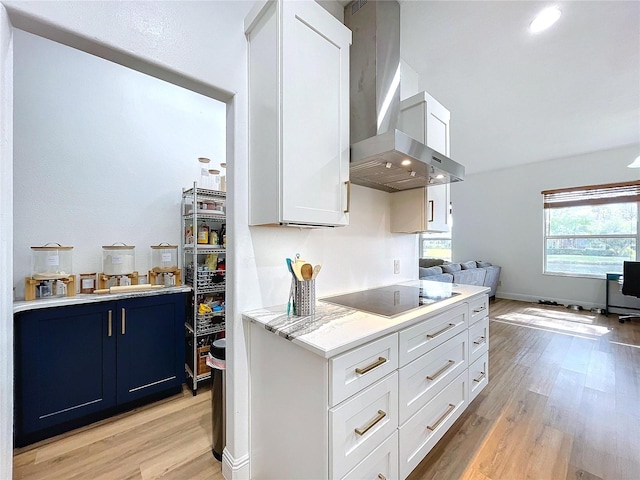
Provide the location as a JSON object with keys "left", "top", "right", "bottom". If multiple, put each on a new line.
{"left": 399, "top": 330, "right": 467, "bottom": 424}
{"left": 399, "top": 371, "right": 467, "bottom": 480}
{"left": 342, "top": 430, "right": 398, "bottom": 480}
{"left": 468, "top": 294, "right": 489, "bottom": 326}
{"left": 468, "top": 315, "right": 489, "bottom": 364}
{"left": 330, "top": 333, "right": 398, "bottom": 406}
{"left": 330, "top": 372, "right": 399, "bottom": 480}
{"left": 469, "top": 352, "right": 489, "bottom": 403}
{"left": 399, "top": 304, "right": 468, "bottom": 366}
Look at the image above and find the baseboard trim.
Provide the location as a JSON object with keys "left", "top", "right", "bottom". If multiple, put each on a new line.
{"left": 222, "top": 448, "right": 250, "bottom": 480}
{"left": 496, "top": 293, "right": 603, "bottom": 310}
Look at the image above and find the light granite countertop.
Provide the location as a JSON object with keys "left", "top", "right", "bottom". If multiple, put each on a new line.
{"left": 13, "top": 285, "right": 192, "bottom": 314}
{"left": 243, "top": 280, "right": 489, "bottom": 358}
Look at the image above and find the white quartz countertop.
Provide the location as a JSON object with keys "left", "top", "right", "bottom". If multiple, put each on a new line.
{"left": 243, "top": 280, "right": 489, "bottom": 358}
{"left": 13, "top": 285, "right": 192, "bottom": 314}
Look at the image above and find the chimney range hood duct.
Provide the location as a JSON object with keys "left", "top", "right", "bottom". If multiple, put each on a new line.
{"left": 344, "top": 0, "right": 465, "bottom": 193}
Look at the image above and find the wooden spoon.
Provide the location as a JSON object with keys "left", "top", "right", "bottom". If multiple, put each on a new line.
{"left": 301, "top": 263, "right": 313, "bottom": 281}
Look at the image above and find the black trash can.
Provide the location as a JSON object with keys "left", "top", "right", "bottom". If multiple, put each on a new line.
{"left": 208, "top": 338, "right": 226, "bottom": 461}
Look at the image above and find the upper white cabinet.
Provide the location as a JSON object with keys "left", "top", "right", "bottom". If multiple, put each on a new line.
{"left": 392, "top": 92, "right": 451, "bottom": 233}
{"left": 245, "top": 0, "right": 352, "bottom": 227}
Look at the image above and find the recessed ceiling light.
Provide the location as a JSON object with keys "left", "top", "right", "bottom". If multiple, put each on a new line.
{"left": 401, "top": 159, "right": 411, "bottom": 166}
{"left": 529, "top": 6, "right": 562, "bottom": 33}
{"left": 435, "top": 174, "right": 445, "bottom": 179}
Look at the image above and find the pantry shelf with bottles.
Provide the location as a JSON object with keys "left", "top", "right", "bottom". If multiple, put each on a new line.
{"left": 182, "top": 182, "right": 226, "bottom": 394}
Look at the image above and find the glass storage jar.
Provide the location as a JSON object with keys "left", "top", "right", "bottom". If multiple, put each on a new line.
{"left": 31, "top": 244, "right": 73, "bottom": 280}
{"left": 151, "top": 243, "right": 178, "bottom": 272}
{"left": 102, "top": 244, "right": 135, "bottom": 275}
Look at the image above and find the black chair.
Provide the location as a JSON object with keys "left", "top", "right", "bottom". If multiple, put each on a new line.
{"left": 619, "top": 261, "right": 640, "bottom": 323}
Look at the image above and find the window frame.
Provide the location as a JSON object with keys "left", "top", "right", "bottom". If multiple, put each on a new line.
{"left": 542, "top": 181, "right": 640, "bottom": 278}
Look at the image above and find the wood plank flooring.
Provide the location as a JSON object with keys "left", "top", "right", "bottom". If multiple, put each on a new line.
{"left": 13, "top": 299, "right": 640, "bottom": 480}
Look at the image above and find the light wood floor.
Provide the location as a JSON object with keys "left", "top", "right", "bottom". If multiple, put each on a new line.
{"left": 13, "top": 299, "right": 640, "bottom": 480}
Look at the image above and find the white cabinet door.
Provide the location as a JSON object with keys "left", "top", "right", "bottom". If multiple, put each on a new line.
{"left": 246, "top": 0, "right": 351, "bottom": 227}
{"left": 392, "top": 92, "right": 451, "bottom": 233}
{"left": 424, "top": 95, "right": 450, "bottom": 233}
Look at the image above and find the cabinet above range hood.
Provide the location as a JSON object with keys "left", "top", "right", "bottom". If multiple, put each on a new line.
{"left": 344, "top": 0, "right": 465, "bottom": 193}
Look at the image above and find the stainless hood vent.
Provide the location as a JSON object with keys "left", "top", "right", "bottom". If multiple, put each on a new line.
{"left": 344, "top": 0, "right": 465, "bottom": 192}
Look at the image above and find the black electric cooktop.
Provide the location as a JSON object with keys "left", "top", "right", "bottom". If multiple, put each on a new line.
{"left": 321, "top": 284, "right": 460, "bottom": 317}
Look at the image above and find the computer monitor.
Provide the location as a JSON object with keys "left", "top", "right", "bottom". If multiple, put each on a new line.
{"left": 622, "top": 261, "right": 640, "bottom": 297}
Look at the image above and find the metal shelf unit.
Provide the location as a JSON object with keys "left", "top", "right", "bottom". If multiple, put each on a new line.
{"left": 182, "top": 182, "right": 227, "bottom": 394}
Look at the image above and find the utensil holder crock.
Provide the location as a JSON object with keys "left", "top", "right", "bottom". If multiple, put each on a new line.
{"left": 295, "top": 279, "right": 316, "bottom": 316}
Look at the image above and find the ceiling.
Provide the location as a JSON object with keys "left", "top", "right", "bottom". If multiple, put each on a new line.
{"left": 342, "top": 1, "right": 640, "bottom": 175}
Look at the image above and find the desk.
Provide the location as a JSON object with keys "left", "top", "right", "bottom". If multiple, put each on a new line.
{"left": 605, "top": 273, "right": 640, "bottom": 315}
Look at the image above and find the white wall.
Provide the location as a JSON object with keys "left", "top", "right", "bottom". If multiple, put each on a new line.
{"left": 0, "top": 6, "right": 13, "bottom": 479}
{"left": 13, "top": 29, "right": 226, "bottom": 298}
{"left": 0, "top": 1, "right": 418, "bottom": 477}
{"left": 452, "top": 144, "right": 640, "bottom": 308}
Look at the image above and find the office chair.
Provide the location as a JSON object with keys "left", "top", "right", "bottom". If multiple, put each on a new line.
{"left": 619, "top": 261, "right": 640, "bottom": 323}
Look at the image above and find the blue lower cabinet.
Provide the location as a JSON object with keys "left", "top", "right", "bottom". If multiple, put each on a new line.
{"left": 116, "top": 294, "right": 186, "bottom": 404}
{"left": 15, "top": 293, "right": 186, "bottom": 446}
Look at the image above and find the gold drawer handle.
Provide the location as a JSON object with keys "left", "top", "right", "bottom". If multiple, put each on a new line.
{"left": 473, "top": 306, "right": 486, "bottom": 313}
{"left": 473, "top": 336, "right": 486, "bottom": 346}
{"left": 473, "top": 371, "right": 486, "bottom": 383}
{"left": 108, "top": 310, "right": 113, "bottom": 337}
{"left": 426, "top": 360, "right": 455, "bottom": 381}
{"left": 427, "top": 323, "right": 455, "bottom": 339}
{"left": 426, "top": 403, "right": 455, "bottom": 431}
{"left": 378, "top": 475, "right": 386, "bottom": 480}
{"left": 355, "top": 409, "right": 386, "bottom": 436}
{"left": 355, "top": 357, "right": 387, "bottom": 375}
{"left": 121, "top": 307, "right": 126, "bottom": 335}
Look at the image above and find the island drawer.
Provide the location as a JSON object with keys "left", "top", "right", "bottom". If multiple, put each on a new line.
{"left": 398, "top": 330, "right": 467, "bottom": 424}
{"left": 398, "top": 303, "right": 468, "bottom": 367}
{"left": 330, "top": 333, "right": 398, "bottom": 406}
{"left": 341, "top": 430, "right": 398, "bottom": 480}
{"left": 469, "top": 352, "right": 489, "bottom": 403}
{"left": 398, "top": 371, "right": 467, "bottom": 480}
{"left": 330, "top": 372, "right": 398, "bottom": 480}
{"left": 468, "top": 294, "right": 489, "bottom": 326}
{"left": 469, "top": 315, "right": 489, "bottom": 364}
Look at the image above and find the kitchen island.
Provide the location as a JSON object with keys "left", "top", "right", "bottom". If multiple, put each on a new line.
{"left": 244, "top": 280, "right": 490, "bottom": 480}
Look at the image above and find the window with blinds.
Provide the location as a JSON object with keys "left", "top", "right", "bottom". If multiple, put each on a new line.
{"left": 542, "top": 181, "right": 639, "bottom": 277}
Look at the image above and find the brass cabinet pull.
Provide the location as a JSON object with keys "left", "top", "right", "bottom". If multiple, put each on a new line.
{"left": 344, "top": 181, "right": 351, "bottom": 213}
{"left": 473, "top": 336, "right": 486, "bottom": 346}
{"left": 427, "top": 323, "right": 455, "bottom": 339}
{"left": 354, "top": 409, "right": 386, "bottom": 436}
{"left": 377, "top": 475, "right": 387, "bottom": 480}
{"left": 121, "top": 308, "right": 126, "bottom": 335}
{"left": 428, "top": 200, "right": 434, "bottom": 222}
{"left": 355, "top": 357, "right": 387, "bottom": 375}
{"left": 426, "top": 360, "right": 455, "bottom": 381}
{"left": 426, "top": 403, "right": 455, "bottom": 431}
{"left": 473, "top": 306, "right": 486, "bottom": 313}
{"left": 108, "top": 310, "right": 113, "bottom": 337}
{"left": 473, "top": 371, "right": 486, "bottom": 383}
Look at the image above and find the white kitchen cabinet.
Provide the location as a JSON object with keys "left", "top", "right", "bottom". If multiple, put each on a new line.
{"left": 392, "top": 91, "right": 451, "bottom": 233}
{"left": 245, "top": 290, "right": 490, "bottom": 480}
{"left": 245, "top": 0, "right": 352, "bottom": 227}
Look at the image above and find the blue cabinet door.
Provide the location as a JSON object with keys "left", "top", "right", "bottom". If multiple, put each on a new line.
{"left": 116, "top": 293, "right": 186, "bottom": 403}
{"left": 16, "top": 302, "right": 117, "bottom": 437}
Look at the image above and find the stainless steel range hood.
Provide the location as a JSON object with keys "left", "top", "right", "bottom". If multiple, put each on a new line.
{"left": 344, "top": 0, "right": 465, "bottom": 193}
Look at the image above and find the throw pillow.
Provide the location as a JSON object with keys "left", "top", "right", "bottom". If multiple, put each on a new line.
{"left": 441, "top": 263, "right": 462, "bottom": 273}
{"left": 476, "top": 261, "right": 492, "bottom": 267}
{"left": 460, "top": 260, "right": 477, "bottom": 270}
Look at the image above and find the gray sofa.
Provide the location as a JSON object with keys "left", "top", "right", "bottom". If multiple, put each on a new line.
{"left": 419, "top": 259, "right": 501, "bottom": 299}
